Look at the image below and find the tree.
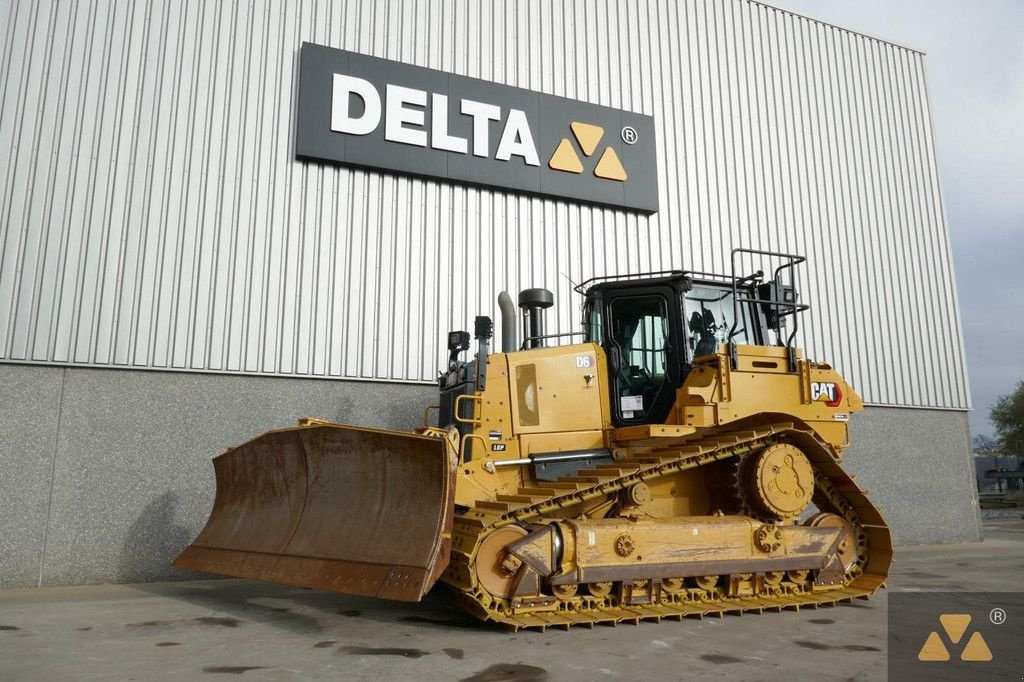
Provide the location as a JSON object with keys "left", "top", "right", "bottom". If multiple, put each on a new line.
{"left": 990, "top": 380, "right": 1024, "bottom": 458}
{"left": 972, "top": 434, "right": 1002, "bottom": 456}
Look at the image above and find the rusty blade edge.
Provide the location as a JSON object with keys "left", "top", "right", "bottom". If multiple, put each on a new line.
{"left": 175, "top": 545, "right": 447, "bottom": 602}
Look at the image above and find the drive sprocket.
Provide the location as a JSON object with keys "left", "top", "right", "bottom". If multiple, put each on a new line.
{"left": 734, "top": 443, "right": 815, "bottom": 521}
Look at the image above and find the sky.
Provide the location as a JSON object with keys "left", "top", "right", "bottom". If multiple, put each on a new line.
{"left": 772, "top": 0, "right": 1024, "bottom": 439}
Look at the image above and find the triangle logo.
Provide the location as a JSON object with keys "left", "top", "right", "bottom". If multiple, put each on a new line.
{"left": 570, "top": 122, "right": 604, "bottom": 157}
{"left": 960, "top": 632, "right": 993, "bottom": 662}
{"left": 938, "top": 614, "right": 971, "bottom": 644}
{"left": 917, "top": 613, "right": 995, "bottom": 664}
{"left": 594, "top": 147, "right": 627, "bottom": 181}
{"left": 548, "top": 121, "right": 629, "bottom": 183}
{"left": 917, "top": 631, "right": 950, "bottom": 661}
{"left": 549, "top": 138, "right": 583, "bottom": 173}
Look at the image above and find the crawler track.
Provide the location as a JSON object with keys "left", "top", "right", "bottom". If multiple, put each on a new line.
{"left": 443, "top": 422, "right": 892, "bottom": 630}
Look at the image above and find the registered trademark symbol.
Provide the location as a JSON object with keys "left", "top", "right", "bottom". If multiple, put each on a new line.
{"left": 621, "top": 125, "right": 638, "bottom": 144}
{"left": 990, "top": 607, "right": 1006, "bottom": 625}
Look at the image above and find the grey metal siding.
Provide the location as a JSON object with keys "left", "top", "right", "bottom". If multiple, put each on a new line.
{"left": 0, "top": 0, "right": 969, "bottom": 409}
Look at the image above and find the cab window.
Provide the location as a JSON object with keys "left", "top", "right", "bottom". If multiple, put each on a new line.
{"left": 683, "top": 285, "right": 755, "bottom": 358}
{"left": 583, "top": 298, "right": 603, "bottom": 343}
{"left": 609, "top": 295, "right": 669, "bottom": 420}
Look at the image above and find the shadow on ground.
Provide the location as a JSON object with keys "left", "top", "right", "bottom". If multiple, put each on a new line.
{"left": 129, "top": 579, "right": 497, "bottom": 638}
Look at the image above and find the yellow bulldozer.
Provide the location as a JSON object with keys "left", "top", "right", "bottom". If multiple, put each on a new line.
{"left": 176, "top": 248, "right": 891, "bottom": 630}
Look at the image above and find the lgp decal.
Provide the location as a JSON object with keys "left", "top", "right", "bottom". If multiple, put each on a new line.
{"left": 811, "top": 381, "right": 843, "bottom": 408}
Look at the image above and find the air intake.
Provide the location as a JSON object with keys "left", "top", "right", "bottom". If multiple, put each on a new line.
{"left": 518, "top": 288, "right": 554, "bottom": 349}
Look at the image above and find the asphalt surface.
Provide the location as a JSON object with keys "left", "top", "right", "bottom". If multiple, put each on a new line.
{"left": 1, "top": 515, "right": 1021, "bottom": 681}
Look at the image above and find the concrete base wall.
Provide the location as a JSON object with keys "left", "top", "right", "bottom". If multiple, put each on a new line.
{"left": 837, "top": 405, "right": 981, "bottom": 545}
{"left": 0, "top": 364, "right": 980, "bottom": 589}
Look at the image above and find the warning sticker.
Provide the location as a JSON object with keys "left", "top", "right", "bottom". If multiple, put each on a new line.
{"left": 620, "top": 395, "right": 643, "bottom": 412}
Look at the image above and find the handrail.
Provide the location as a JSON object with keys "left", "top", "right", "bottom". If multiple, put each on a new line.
{"left": 728, "top": 248, "right": 807, "bottom": 371}
{"left": 519, "top": 331, "right": 587, "bottom": 350}
{"left": 454, "top": 394, "right": 482, "bottom": 425}
{"left": 458, "top": 433, "right": 487, "bottom": 464}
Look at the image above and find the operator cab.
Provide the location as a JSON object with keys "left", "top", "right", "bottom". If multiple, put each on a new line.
{"left": 581, "top": 254, "right": 803, "bottom": 427}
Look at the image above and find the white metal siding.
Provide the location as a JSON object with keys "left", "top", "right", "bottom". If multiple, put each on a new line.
{"left": 0, "top": 0, "right": 969, "bottom": 409}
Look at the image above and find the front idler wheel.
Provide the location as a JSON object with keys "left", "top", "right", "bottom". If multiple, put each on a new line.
{"left": 805, "top": 512, "right": 858, "bottom": 574}
{"left": 475, "top": 526, "right": 530, "bottom": 598}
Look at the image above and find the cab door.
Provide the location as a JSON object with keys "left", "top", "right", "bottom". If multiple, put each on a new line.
{"left": 602, "top": 286, "right": 684, "bottom": 426}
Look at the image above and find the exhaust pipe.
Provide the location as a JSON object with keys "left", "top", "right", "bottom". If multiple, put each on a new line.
{"left": 497, "top": 291, "right": 517, "bottom": 353}
{"left": 518, "top": 288, "right": 554, "bottom": 349}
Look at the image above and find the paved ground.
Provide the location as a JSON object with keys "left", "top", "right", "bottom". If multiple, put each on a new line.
{"left": 1, "top": 515, "right": 1021, "bottom": 682}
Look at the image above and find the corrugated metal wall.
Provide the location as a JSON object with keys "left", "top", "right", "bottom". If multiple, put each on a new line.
{"left": 0, "top": 0, "right": 969, "bottom": 409}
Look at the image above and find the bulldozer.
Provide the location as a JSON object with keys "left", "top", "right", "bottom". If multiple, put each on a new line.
{"left": 175, "top": 248, "right": 891, "bottom": 630}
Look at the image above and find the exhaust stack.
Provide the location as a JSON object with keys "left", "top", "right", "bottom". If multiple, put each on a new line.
{"left": 518, "top": 288, "right": 554, "bottom": 349}
{"left": 497, "top": 291, "right": 517, "bottom": 353}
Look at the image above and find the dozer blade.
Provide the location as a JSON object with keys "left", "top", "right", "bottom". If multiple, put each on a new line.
{"left": 174, "top": 423, "right": 457, "bottom": 602}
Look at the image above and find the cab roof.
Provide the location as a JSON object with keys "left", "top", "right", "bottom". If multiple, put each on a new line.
{"left": 575, "top": 270, "right": 762, "bottom": 297}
